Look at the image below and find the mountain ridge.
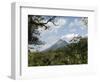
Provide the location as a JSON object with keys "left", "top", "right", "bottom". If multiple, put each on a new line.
{"left": 42, "top": 39, "right": 68, "bottom": 52}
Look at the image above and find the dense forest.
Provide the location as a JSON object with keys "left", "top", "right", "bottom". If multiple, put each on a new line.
{"left": 28, "top": 37, "right": 88, "bottom": 66}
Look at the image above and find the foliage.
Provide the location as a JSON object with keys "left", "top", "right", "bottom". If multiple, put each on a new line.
{"left": 81, "top": 17, "right": 88, "bottom": 27}
{"left": 28, "top": 37, "right": 88, "bottom": 66}
{"left": 28, "top": 15, "right": 57, "bottom": 45}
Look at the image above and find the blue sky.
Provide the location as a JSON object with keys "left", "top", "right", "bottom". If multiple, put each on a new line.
{"left": 34, "top": 16, "right": 88, "bottom": 51}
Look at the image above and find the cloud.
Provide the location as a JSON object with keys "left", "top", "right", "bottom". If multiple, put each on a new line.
{"left": 39, "top": 32, "right": 60, "bottom": 51}
{"left": 68, "top": 22, "right": 74, "bottom": 27}
{"left": 48, "top": 18, "right": 66, "bottom": 29}
{"left": 40, "top": 44, "right": 51, "bottom": 51}
{"left": 39, "top": 18, "right": 66, "bottom": 34}
{"left": 68, "top": 18, "right": 87, "bottom": 30}
{"left": 61, "top": 33, "right": 78, "bottom": 42}
{"left": 68, "top": 19, "right": 78, "bottom": 28}
{"left": 54, "top": 18, "right": 66, "bottom": 28}
{"left": 40, "top": 38, "right": 58, "bottom": 51}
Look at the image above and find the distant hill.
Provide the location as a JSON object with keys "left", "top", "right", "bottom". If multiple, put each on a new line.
{"left": 43, "top": 39, "right": 68, "bottom": 52}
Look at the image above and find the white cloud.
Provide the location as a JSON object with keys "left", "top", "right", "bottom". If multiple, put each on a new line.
{"left": 39, "top": 33, "right": 59, "bottom": 51}
{"left": 40, "top": 44, "right": 51, "bottom": 51}
{"left": 68, "top": 18, "right": 87, "bottom": 30}
{"left": 68, "top": 19, "right": 79, "bottom": 28}
{"left": 50, "top": 18, "right": 67, "bottom": 34}
{"left": 40, "top": 39, "right": 58, "bottom": 51}
{"left": 69, "top": 22, "right": 74, "bottom": 27}
{"left": 47, "top": 18, "right": 66, "bottom": 29}
{"left": 55, "top": 18, "right": 66, "bottom": 28}
{"left": 75, "top": 19, "right": 79, "bottom": 23}
{"left": 61, "top": 33, "right": 78, "bottom": 42}
{"left": 37, "top": 18, "right": 67, "bottom": 35}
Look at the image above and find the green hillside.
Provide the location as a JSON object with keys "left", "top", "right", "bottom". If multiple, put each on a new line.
{"left": 28, "top": 37, "right": 88, "bottom": 66}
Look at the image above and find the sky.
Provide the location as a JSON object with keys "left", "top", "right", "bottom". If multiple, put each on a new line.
{"left": 31, "top": 16, "right": 88, "bottom": 51}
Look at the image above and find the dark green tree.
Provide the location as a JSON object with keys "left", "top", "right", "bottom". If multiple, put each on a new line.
{"left": 28, "top": 15, "right": 57, "bottom": 45}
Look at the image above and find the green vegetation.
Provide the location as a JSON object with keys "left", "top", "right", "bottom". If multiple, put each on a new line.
{"left": 28, "top": 37, "right": 88, "bottom": 66}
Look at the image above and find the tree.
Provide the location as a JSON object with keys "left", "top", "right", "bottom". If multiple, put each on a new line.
{"left": 81, "top": 17, "right": 88, "bottom": 27}
{"left": 69, "top": 36, "right": 82, "bottom": 43}
{"left": 28, "top": 15, "right": 57, "bottom": 46}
